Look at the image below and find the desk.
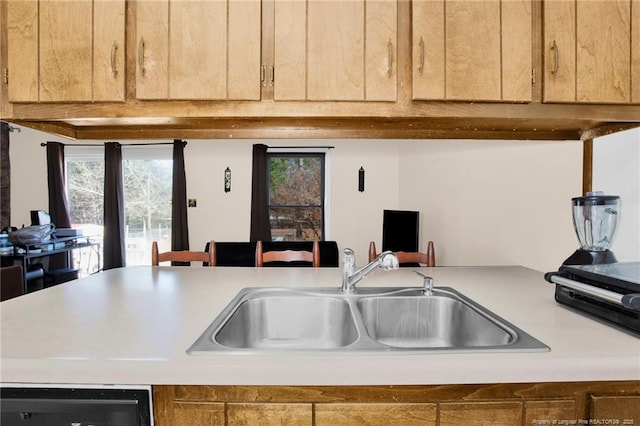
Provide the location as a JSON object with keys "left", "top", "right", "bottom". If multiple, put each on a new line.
{"left": 1, "top": 236, "right": 101, "bottom": 293}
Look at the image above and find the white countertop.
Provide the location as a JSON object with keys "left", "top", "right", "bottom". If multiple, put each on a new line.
{"left": 1, "top": 265, "right": 639, "bottom": 386}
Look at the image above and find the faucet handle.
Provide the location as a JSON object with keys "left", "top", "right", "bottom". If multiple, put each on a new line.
{"left": 343, "top": 248, "right": 356, "bottom": 272}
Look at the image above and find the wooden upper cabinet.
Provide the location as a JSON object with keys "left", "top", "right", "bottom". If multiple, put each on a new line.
{"left": 7, "top": 0, "right": 125, "bottom": 103}
{"left": 544, "top": 0, "right": 639, "bottom": 104}
{"left": 135, "top": 0, "right": 261, "bottom": 100}
{"left": 412, "top": 0, "right": 532, "bottom": 102}
{"left": 273, "top": 0, "right": 397, "bottom": 101}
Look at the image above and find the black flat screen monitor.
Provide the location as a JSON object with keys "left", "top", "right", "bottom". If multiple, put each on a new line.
{"left": 382, "top": 209, "right": 419, "bottom": 252}
{"left": 30, "top": 210, "right": 51, "bottom": 226}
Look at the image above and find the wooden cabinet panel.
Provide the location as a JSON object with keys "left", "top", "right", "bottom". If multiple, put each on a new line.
{"left": 136, "top": 0, "right": 169, "bottom": 100}
{"left": 524, "top": 400, "right": 576, "bottom": 425}
{"left": 273, "top": 0, "right": 307, "bottom": 100}
{"left": 136, "top": 0, "right": 260, "bottom": 100}
{"left": 228, "top": 0, "right": 262, "bottom": 100}
{"left": 446, "top": 0, "right": 501, "bottom": 101}
{"left": 439, "top": 401, "right": 523, "bottom": 426}
{"left": 307, "top": 0, "right": 364, "bottom": 100}
{"left": 544, "top": 0, "right": 636, "bottom": 104}
{"left": 501, "top": 0, "right": 532, "bottom": 102}
{"left": 591, "top": 395, "right": 640, "bottom": 423}
{"left": 577, "top": 0, "right": 631, "bottom": 103}
{"left": 412, "top": 0, "right": 445, "bottom": 100}
{"left": 39, "top": 0, "right": 92, "bottom": 102}
{"left": 227, "top": 403, "right": 312, "bottom": 426}
{"left": 173, "top": 401, "right": 225, "bottom": 426}
{"left": 365, "top": 0, "right": 397, "bottom": 101}
{"left": 412, "top": 0, "right": 531, "bottom": 102}
{"left": 315, "top": 403, "right": 437, "bottom": 426}
{"left": 93, "top": 0, "right": 125, "bottom": 102}
{"left": 6, "top": 0, "right": 38, "bottom": 102}
{"left": 543, "top": 0, "right": 576, "bottom": 103}
{"left": 169, "top": 0, "right": 227, "bottom": 100}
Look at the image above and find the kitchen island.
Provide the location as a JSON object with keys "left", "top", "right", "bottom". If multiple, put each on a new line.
{"left": 2, "top": 265, "right": 639, "bottom": 425}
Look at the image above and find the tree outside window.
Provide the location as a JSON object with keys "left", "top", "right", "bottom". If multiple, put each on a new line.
{"left": 268, "top": 153, "right": 325, "bottom": 241}
{"left": 66, "top": 146, "right": 172, "bottom": 268}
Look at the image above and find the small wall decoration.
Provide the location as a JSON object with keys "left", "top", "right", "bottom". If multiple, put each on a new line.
{"left": 358, "top": 167, "right": 365, "bottom": 192}
{"left": 224, "top": 167, "right": 231, "bottom": 193}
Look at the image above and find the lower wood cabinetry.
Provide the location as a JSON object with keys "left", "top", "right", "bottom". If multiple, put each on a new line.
{"left": 154, "top": 381, "right": 640, "bottom": 426}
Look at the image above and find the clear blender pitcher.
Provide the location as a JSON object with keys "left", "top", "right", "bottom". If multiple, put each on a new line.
{"left": 563, "top": 192, "right": 620, "bottom": 265}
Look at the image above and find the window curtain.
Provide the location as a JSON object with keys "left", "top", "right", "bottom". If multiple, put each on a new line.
{"left": 103, "top": 142, "right": 125, "bottom": 270}
{"left": 46, "top": 142, "right": 72, "bottom": 228}
{"left": 171, "top": 140, "right": 189, "bottom": 265}
{"left": 0, "top": 123, "right": 10, "bottom": 228}
{"left": 250, "top": 143, "right": 271, "bottom": 241}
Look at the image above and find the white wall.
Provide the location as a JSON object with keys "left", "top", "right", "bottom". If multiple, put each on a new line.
{"left": 397, "top": 140, "right": 583, "bottom": 272}
{"left": 592, "top": 128, "right": 640, "bottom": 262}
{"left": 8, "top": 125, "right": 589, "bottom": 271}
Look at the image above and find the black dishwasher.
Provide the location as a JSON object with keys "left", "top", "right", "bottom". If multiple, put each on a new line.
{"left": 0, "top": 385, "right": 153, "bottom": 426}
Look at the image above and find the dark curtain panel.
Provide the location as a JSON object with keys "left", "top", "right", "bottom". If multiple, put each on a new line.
{"left": 103, "top": 142, "right": 126, "bottom": 270}
{"left": 249, "top": 143, "right": 271, "bottom": 241}
{"left": 0, "top": 123, "right": 10, "bottom": 228}
{"left": 171, "top": 140, "right": 189, "bottom": 265}
{"left": 46, "top": 142, "right": 72, "bottom": 228}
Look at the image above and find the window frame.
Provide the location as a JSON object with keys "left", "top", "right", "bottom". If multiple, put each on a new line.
{"left": 266, "top": 147, "right": 330, "bottom": 241}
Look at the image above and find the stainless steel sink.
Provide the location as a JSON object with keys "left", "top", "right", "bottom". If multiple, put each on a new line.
{"left": 187, "top": 287, "right": 548, "bottom": 354}
{"left": 215, "top": 295, "right": 358, "bottom": 349}
{"left": 358, "top": 293, "right": 513, "bottom": 348}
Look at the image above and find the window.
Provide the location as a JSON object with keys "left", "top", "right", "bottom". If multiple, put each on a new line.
{"left": 267, "top": 150, "right": 327, "bottom": 241}
{"left": 66, "top": 145, "right": 172, "bottom": 267}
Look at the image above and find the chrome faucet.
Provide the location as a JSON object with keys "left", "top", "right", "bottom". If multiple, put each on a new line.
{"left": 342, "top": 248, "right": 399, "bottom": 293}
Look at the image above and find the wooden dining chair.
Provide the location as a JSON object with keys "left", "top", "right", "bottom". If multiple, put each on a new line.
{"left": 255, "top": 240, "right": 321, "bottom": 267}
{"left": 368, "top": 241, "right": 436, "bottom": 267}
{"left": 151, "top": 240, "right": 216, "bottom": 266}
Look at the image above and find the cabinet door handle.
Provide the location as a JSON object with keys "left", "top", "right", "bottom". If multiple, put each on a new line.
{"left": 551, "top": 40, "right": 559, "bottom": 76}
{"left": 261, "top": 64, "right": 266, "bottom": 87}
{"left": 269, "top": 64, "right": 274, "bottom": 87}
{"left": 387, "top": 39, "right": 393, "bottom": 78}
{"left": 138, "top": 38, "right": 146, "bottom": 76}
{"left": 110, "top": 41, "right": 118, "bottom": 78}
{"left": 418, "top": 37, "right": 425, "bottom": 75}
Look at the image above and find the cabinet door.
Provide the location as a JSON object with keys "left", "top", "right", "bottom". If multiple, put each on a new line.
{"left": 273, "top": 0, "right": 307, "bottom": 100}
{"left": 169, "top": 0, "right": 227, "bottom": 100}
{"left": 365, "top": 0, "right": 397, "bottom": 101}
{"left": 93, "top": 0, "right": 125, "bottom": 102}
{"left": 412, "top": 0, "right": 531, "bottom": 102}
{"left": 39, "top": 0, "right": 93, "bottom": 102}
{"left": 7, "top": 0, "right": 124, "bottom": 103}
{"left": 576, "top": 0, "right": 631, "bottom": 103}
{"left": 173, "top": 401, "right": 225, "bottom": 426}
{"left": 315, "top": 403, "right": 437, "bottom": 426}
{"left": 307, "top": 0, "right": 364, "bottom": 100}
{"left": 277, "top": 0, "right": 397, "bottom": 101}
{"left": 135, "top": 0, "right": 169, "bottom": 99}
{"left": 439, "top": 401, "right": 523, "bottom": 426}
{"left": 590, "top": 395, "right": 640, "bottom": 423}
{"left": 7, "top": 0, "right": 38, "bottom": 102}
{"left": 544, "top": 0, "right": 636, "bottom": 104}
{"left": 227, "top": 403, "right": 312, "bottom": 426}
{"left": 524, "top": 400, "right": 576, "bottom": 425}
{"left": 136, "top": 0, "right": 261, "bottom": 100}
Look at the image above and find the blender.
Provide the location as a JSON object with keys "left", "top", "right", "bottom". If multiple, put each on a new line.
{"left": 563, "top": 192, "right": 620, "bottom": 265}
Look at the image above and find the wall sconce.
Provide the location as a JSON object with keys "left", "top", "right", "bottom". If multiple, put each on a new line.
{"left": 358, "top": 167, "right": 365, "bottom": 192}
{"left": 224, "top": 167, "right": 231, "bottom": 192}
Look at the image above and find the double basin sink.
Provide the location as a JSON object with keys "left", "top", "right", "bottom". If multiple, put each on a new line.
{"left": 187, "top": 286, "right": 548, "bottom": 354}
